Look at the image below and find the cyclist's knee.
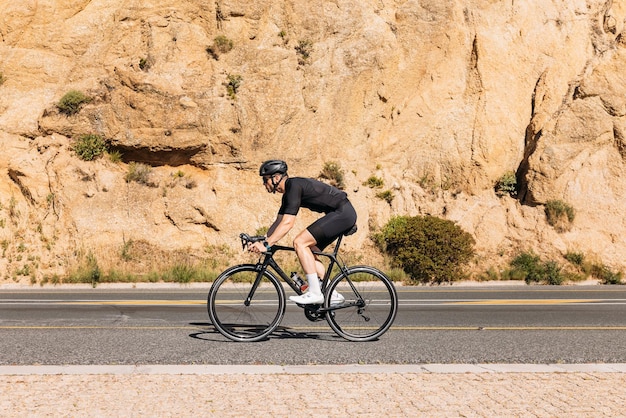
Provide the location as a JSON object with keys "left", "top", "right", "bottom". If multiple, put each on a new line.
{"left": 293, "top": 231, "right": 316, "bottom": 250}
{"left": 292, "top": 236, "right": 308, "bottom": 251}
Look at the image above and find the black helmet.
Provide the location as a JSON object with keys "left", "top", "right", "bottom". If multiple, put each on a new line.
{"left": 259, "top": 160, "right": 288, "bottom": 176}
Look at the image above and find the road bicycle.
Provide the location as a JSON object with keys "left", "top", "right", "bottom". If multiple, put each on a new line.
{"left": 207, "top": 227, "right": 398, "bottom": 342}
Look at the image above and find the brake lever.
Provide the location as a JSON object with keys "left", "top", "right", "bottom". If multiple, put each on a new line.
{"left": 239, "top": 233, "right": 251, "bottom": 250}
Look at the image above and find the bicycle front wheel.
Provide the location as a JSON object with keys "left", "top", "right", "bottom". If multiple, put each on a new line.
{"left": 208, "top": 264, "right": 285, "bottom": 342}
{"left": 325, "top": 266, "right": 398, "bottom": 342}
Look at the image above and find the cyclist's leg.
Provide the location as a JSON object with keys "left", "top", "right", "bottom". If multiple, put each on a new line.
{"left": 291, "top": 205, "right": 356, "bottom": 304}
{"left": 290, "top": 230, "right": 324, "bottom": 304}
{"left": 293, "top": 229, "right": 318, "bottom": 275}
{"left": 314, "top": 253, "right": 325, "bottom": 281}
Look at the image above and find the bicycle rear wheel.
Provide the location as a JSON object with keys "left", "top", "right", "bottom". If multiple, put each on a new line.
{"left": 325, "top": 266, "right": 397, "bottom": 341}
{"left": 208, "top": 264, "right": 285, "bottom": 342}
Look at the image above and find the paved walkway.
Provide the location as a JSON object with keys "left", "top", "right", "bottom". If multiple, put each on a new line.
{"left": 1, "top": 364, "right": 625, "bottom": 417}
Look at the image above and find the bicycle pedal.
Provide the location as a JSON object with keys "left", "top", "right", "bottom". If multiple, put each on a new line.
{"left": 296, "top": 303, "right": 321, "bottom": 308}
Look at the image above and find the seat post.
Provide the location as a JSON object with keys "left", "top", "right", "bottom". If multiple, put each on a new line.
{"left": 332, "top": 234, "right": 344, "bottom": 255}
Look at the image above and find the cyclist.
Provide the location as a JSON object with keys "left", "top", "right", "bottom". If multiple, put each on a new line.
{"left": 248, "top": 159, "right": 357, "bottom": 305}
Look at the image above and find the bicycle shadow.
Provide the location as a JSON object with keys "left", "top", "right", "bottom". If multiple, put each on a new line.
{"left": 188, "top": 322, "right": 341, "bottom": 342}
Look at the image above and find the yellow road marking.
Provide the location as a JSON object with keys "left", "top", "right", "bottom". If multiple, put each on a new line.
{"left": 0, "top": 326, "right": 200, "bottom": 330}
{"left": 66, "top": 300, "right": 205, "bottom": 305}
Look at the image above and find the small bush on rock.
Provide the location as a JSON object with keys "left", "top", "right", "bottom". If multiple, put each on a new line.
{"left": 214, "top": 35, "right": 233, "bottom": 53}
{"left": 364, "top": 176, "right": 384, "bottom": 188}
{"left": 376, "top": 190, "right": 394, "bottom": 204}
{"left": 319, "top": 161, "right": 345, "bottom": 190}
{"left": 125, "top": 162, "right": 153, "bottom": 185}
{"left": 295, "top": 40, "right": 313, "bottom": 65}
{"left": 225, "top": 74, "right": 242, "bottom": 100}
{"left": 495, "top": 171, "right": 517, "bottom": 197}
{"left": 72, "top": 134, "right": 107, "bottom": 161}
{"left": 207, "top": 35, "right": 234, "bottom": 60}
{"left": 564, "top": 251, "right": 585, "bottom": 266}
{"left": 57, "top": 90, "right": 91, "bottom": 115}
{"left": 545, "top": 199, "right": 575, "bottom": 232}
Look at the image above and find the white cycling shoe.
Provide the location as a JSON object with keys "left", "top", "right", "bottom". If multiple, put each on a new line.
{"left": 330, "top": 290, "right": 345, "bottom": 305}
{"left": 289, "top": 291, "right": 345, "bottom": 305}
{"left": 289, "top": 291, "right": 324, "bottom": 305}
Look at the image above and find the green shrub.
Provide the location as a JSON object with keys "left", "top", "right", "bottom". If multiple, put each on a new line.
{"left": 108, "top": 150, "right": 123, "bottom": 163}
{"left": 295, "top": 40, "right": 313, "bottom": 65}
{"left": 590, "top": 263, "right": 623, "bottom": 285}
{"left": 207, "top": 35, "right": 234, "bottom": 60}
{"left": 545, "top": 199, "right": 575, "bottom": 232}
{"left": 375, "top": 215, "right": 476, "bottom": 284}
{"left": 167, "top": 170, "right": 196, "bottom": 189}
{"left": 564, "top": 251, "right": 585, "bottom": 266}
{"left": 376, "top": 190, "right": 394, "bottom": 204}
{"left": 57, "top": 90, "right": 91, "bottom": 115}
{"left": 477, "top": 267, "right": 501, "bottom": 281}
{"left": 364, "top": 176, "right": 384, "bottom": 188}
{"left": 510, "top": 251, "right": 544, "bottom": 283}
{"left": 168, "top": 263, "right": 195, "bottom": 283}
{"left": 278, "top": 30, "right": 289, "bottom": 46}
{"left": 543, "top": 260, "right": 565, "bottom": 285}
{"left": 510, "top": 251, "right": 565, "bottom": 284}
{"left": 67, "top": 251, "right": 101, "bottom": 286}
{"left": 495, "top": 171, "right": 517, "bottom": 197}
{"left": 72, "top": 134, "right": 107, "bottom": 161}
{"left": 139, "top": 57, "right": 150, "bottom": 71}
{"left": 214, "top": 35, "right": 233, "bottom": 53}
{"left": 226, "top": 74, "right": 242, "bottom": 99}
{"left": 319, "top": 161, "right": 345, "bottom": 190}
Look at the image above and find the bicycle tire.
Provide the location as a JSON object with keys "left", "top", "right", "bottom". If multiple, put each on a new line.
{"left": 325, "top": 266, "right": 398, "bottom": 342}
{"left": 208, "top": 264, "right": 285, "bottom": 342}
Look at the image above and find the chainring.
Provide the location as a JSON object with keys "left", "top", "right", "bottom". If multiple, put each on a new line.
{"left": 303, "top": 305, "right": 326, "bottom": 322}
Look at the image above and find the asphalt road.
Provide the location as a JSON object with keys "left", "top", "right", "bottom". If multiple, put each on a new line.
{"left": 1, "top": 285, "right": 625, "bottom": 365}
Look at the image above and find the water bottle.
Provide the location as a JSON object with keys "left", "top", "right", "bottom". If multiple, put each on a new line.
{"left": 290, "top": 272, "right": 308, "bottom": 291}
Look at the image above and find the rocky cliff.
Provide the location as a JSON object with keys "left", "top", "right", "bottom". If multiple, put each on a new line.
{"left": 0, "top": 0, "right": 625, "bottom": 283}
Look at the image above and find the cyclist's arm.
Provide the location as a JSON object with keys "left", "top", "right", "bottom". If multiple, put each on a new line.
{"left": 265, "top": 214, "right": 296, "bottom": 246}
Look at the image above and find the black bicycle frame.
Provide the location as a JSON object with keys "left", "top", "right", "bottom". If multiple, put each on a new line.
{"left": 246, "top": 235, "right": 354, "bottom": 307}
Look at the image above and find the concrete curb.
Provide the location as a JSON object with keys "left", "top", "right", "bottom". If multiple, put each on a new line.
{"left": 0, "top": 363, "right": 625, "bottom": 375}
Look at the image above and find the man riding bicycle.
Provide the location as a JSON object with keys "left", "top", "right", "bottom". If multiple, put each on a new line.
{"left": 248, "top": 159, "right": 357, "bottom": 305}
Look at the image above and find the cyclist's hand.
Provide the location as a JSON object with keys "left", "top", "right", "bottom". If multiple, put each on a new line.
{"left": 248, "top": 241, "right": 266, "bottom": 254}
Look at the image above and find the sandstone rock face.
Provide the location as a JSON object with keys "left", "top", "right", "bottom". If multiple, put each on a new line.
{"left": 0, "top": 0, "right": 624, "bottom": 282}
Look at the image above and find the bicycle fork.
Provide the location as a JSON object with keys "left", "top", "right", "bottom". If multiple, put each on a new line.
{"left": 244, "top": 261, "right": 269, "bottom": 307}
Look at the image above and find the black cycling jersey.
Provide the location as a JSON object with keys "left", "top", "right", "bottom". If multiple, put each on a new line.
{"left": 278, "top": 177, "right": 348, "bottom": 215}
